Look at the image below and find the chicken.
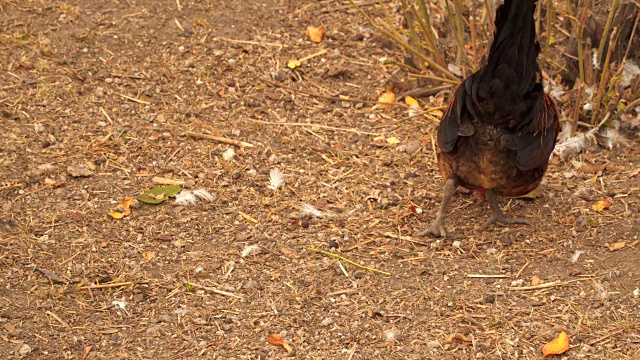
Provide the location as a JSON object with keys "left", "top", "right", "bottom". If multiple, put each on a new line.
{"left": 420, "top": 0, "right": 559, "bottom": 237}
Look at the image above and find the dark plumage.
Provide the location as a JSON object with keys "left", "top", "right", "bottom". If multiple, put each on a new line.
{"left": 420, "top": 0, "right": 560, "bottom": 237}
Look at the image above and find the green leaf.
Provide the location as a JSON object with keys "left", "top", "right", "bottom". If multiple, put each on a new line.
{"left": 136, "top": 185, "right": 182, "bottom": 204}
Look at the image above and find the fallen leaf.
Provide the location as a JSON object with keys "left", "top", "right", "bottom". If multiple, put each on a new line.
{"left": 306, "top": 25, "right": 324, "bottom": 42}
{"left": 629, "top": 168, "right": 640, "bottom": 178}
{"left": 630, "top": 240, "right": 640, "bottom": 247}
{"left": 108, "top": 197, "right": 134, "bottom": 219}
{"left": 267, "top": 334, "right": 285, "bottom": 346}
{"left": 542, "top": 331, "right": 570, "bottom": 357}
{"left": 287, "top": 59, "right": 301, "bottom": 69}
{"left": 531, "top": 275, "right": 542, "bottom": 286}
{"left": 608, "top": 241, "right": 626, "bottom": 251}
{"left": 405, "top": 96, "right": 420, "bottom": 117}
{"left": 82, "top": 345, "right": 93, "bottom": 360}
{"left": 386, "top": 137, "right": 400, "bottom": 144}
{"left": 592, "top": 199, "right": 612, "bottom": 212}
{"left": 143, "top": 251, "right": 156, "bottom": 260}
{"left": 137, "top": 185, "right": 182, "bottom": 204}
{"left": 405, "top": 96, "right": 419, "bottom": 108}
{"left": 515, "top": 186, "right": 544, "bottom": 199}
{"left": 376, "top": 91, "right": 396, "bottom": 109}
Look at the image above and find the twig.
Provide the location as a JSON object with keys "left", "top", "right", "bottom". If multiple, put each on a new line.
{"left": 118, "top": 93, "right": 151, "bottom": 105}
{"left": 151, "top": 177, "right": 185, "bottom": 185}
{"left": 508, "top": 280, "right": 563, "bottom": 291}
{"left": 589, "top": 329, "right": 624, "bottom": 346}
{"left": 188, "top": 283, "right": 243, "bottom": 298}
{"left": 307, "top": 247, "right": 391, "bottom": 276}
{"left": 467, "top": 274, "right": 510, "bottom": 278}
{"left": 186, "top": 131, "right": 254, "bottom": 147}
{"left": 299, "top": 49, "right": 327, "bottom": 62}
{"left": 100, "top": 107, "right": 113, "bottom": 123}
{"left": 398, "top": 85, "right": 452, "bottom": 101}
{"left": 215, "top": 37, "right": 285, "bottom": 48}
{"left": 80, "top": 281, "right": 142, "bottom": 289}
{"left": 319, "top": 0, "right": 391, "bottom": 13}
{"left": 238, "top": 211, "right": 258, "bottom": 223}
{"left": 263, "top": 78, "right": 415, "bottom": 109}
{"left": 45, "top": 310, "right": 71, "bottom": 329}
{"left": 240, "top": 118, "right": 381, "bottom": 136}
{"left": 515, "top": 261, "right": 530, "bottom": 278}
{"left": 35, "top": 267, "right": 68, "bottom": 284}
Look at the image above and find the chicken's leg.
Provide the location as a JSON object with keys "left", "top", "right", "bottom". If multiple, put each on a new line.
{"left": 483, "top": 189, "right": 531, "bottom": 228}
{"left": 418, "top": 177, "right": 458, "bottom": 237}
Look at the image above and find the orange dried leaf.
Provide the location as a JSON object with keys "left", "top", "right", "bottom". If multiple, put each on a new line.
{"left": 542, "top": 331, "right": 570, "bottom": 357}
{"left": 108, "top": 196, "right": 134, "bottom": 219}
{"left": 608, "top": 241, "right": 626, "bottom": 251}
{"left": 531, "top": 275, "right": 542, "bottom": 286}
{"left": 306, "top": 26, "right": 324, "bottom": 42}
{"left": 405, "top": 95, "right": 419, "bottom": 108}
{"left": 592, "top": 200, "right": 612, "bottom": 212}
{"left": 267, "top": 334, "right": 285, "bottom": 346}
{"left": 376, "top": 91, "right": 395, "bottom": 109}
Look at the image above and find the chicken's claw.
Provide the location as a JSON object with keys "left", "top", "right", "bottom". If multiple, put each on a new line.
{"left": 417, "top": 221, "right": 447, "bottom": 238}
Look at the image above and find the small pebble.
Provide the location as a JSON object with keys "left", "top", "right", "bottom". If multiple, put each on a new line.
{"left": 321, "top": 318, "right": 334, "bottom": 326}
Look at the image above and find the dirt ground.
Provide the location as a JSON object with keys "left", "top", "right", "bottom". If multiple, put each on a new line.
{"left": 1, "top": 1, "right": 639, "bottom": 359}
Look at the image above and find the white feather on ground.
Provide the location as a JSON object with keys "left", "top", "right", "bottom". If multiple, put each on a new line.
{"left": 554, "top": 113, "right": 610, "bottom": 159}
{"left": 598, "top": 127, "right": 629, "bottom": 150}
{"left": 175, "top": 189, "right": 214, "bottom": 206}
{"left": 193, "top": 189, "right": 214, "bottom": 201}
{"left": 301, "top": 203, "right": 324, "bottom": 218}
{"left": 268, "top": 168, "right": 285, "bottom": 190}
{"left": 222, "top": 148, "right": 235, "bottom": 161}
{"left": 175, "top": 191, "right": 197, "bottom": 205}
{"left": 241, "top": 244, "right": 261, "bottom": 258}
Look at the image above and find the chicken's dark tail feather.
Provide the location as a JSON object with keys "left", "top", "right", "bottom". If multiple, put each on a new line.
{"left": 485, "top": 0, "right": 540, "bottom": 94}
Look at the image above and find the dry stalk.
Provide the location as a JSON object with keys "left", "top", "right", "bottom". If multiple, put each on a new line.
{"left": 541, "top": 0, "right": 555, "bottom": 66}
{"left": 186, "top": 131, "right": 254, "bottom": 147}
{"left": 590, "top": 27, "right": 618, "bottom": 124}
{"left": 595, "top": 0, "right": 619, "bottom": 67}
{"left": 308, "top": 247, "right": 391, "bottom": 276}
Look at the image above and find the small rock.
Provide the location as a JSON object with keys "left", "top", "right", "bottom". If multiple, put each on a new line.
{"left": 17, "top": 343, "right": 32, "bottom": 357}
{"left": 499, "top": 236, "right": 511, "bottom": 246}
{"left": 67, "top": 164, "right": 94, "bottom": 177}
{"left": 426, "top": 340, "right": 440, "bottom": 349}
{"left": 405, "top": 140, "right": 421, "bottom": 155}
{"left": 329, "top": 239, "right": 339, "bottom": 249}
{"left": 321, "top": 318, "right": 334, "bottom": 326}
{"left": 485, "top": 295, "right": 495, "bottom": 304}
{"left": 353, "top": 271, "right": 366, "bottom": 279}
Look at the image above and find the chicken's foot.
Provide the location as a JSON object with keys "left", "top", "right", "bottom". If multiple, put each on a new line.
{"left": 483, "top": 189, "right": 531, "bottom": 227}
{"left": 418, "top": 177, "right": 458, "bottom": 237}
